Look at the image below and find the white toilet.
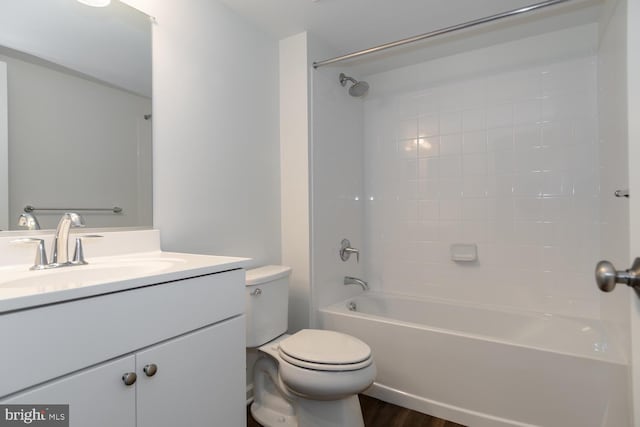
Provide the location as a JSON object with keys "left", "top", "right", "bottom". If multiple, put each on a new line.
{"left": 246, "top": 265, "right": 376, "bottom": 427}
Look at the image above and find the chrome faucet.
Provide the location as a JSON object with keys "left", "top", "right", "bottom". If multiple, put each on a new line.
{"left": 344, "top": 276, "right": 369, "bottom": 291}
{"left": 50, "top": 212, "right": 85, "bottom": 265}
{"left": 12, "top": 213, "right": 93, "bottom": 270}
{"left": 18, "top": 213, "right": 40, "bottom": 230}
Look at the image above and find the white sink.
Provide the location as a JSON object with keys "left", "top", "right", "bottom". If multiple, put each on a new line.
{"left": 0, "top": 237, "right": 250, "bottom": 314}
{"left": 0, "top": 256, "right": 186, "bottom": 290}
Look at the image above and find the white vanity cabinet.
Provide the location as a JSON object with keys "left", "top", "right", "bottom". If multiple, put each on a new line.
{"left": 0, "top": 267, "right": 246, "bottom": 427}
{"left": 136, "top": 316, "right": 244, "bottom": 427}
{"left": 2, "top": 355, "right": 137, "bottom": 427}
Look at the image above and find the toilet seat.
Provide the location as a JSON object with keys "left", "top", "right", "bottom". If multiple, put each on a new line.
{"left": 279, "top": 349, "right": 373, "bottom": 371}
{"left": 278, "top": 329, "right": 372, "bottom": 372}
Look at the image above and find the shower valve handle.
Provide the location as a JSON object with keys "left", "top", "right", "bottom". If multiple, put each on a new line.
{"left": 595, "top": 258, "right": 640, "bottom": 292}
{"left": 340, "top": 239, "right": 359, "bottom": 263}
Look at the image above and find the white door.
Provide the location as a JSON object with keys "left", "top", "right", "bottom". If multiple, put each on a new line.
{"left": 597, "top": 1, "right": 640, "bottom": 424}
{"left": 135, "top": 316, "right": 246, "bottom": 427}
{"left": 628, "top": 0, "right": 640, "bottom": 423}
{"left": 1, "top": 355, "right": 136, "bottom": 427}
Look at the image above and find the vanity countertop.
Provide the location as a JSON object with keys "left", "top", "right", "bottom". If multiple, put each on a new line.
{"left": 0, "top": 229, "right": 251, "bottom": 314}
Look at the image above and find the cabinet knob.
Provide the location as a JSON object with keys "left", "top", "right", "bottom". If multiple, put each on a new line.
{"left": 143, "top": 363, "right": 158, "bottom": 377}
{"left": 122, "top": 372, "right": 137, "bottom": 386}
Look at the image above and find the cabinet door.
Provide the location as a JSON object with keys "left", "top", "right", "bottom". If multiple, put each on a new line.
{"left": 1, "top": 355, "right": 136, "bottom": 427}
{"left": 136, "top": 316, "right": 246, "bottom": 427}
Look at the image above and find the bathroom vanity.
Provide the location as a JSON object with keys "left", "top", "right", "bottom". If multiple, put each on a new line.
{"left": 0, "top": 229, "right": 249, "bottom": 426}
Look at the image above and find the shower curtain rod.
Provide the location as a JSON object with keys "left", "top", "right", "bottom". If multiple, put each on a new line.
{"left": 312, "top": 0, "right": 573, "bottom": 69}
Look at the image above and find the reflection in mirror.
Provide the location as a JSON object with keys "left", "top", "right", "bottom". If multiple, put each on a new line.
{"left": 0, "top": 0, "right": 152, "bottom": 231}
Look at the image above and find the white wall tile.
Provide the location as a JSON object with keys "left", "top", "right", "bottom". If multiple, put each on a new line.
{"left": 440, "top": 133, "right": 462, "bottom": 155}
{"left": 487, "top": 175, "right": 514, "bottom": 197}
{"left": 463, "top": 175, "right": 488, "bottom": 197}
{"left": 486, "top": 104, "right": 513, "bottom": 129}
{"left": 440, "top": 199, "right": 462, "bottom": 221}
{"left": 488, "top": 127, "right": 513, "bottom": 151}
{"left": 419, "top": 114, "right": 439, "bottom": 137}
{"left": 398, "top": 139, "right": 419, "bottom": 158}
{"left": 463, "top": 130, "right": 487, "bottom": 153}
{"left": 439, "top": 155, "right": 462, "bottom": 178}
{"left": 397, "top": 117, "right": 418, "bottom": 139}
{"left": 418, "top": 138, "right": 440, "bottom": 158}
{"left": 463, "top": 108, "right": 486, "bottom": 132}
{"left": 438, "top": 179, "right": 462, "bottom": 197}
{"left": 462, "top": 198, "right": 488, "bottom": 220}
{"left": 440, "top": 111, "right": 462, "bottom": 134}
{"left": 417, "top": 180, "right": 440, "bottom": 200}
{"left": 462, "top": 221, "right": 489, "bottom": 243}
{"left": 418, "top": 200, "right": 439, "bottom": 221}
{"left": 488, "top": 150, "right": 515, "bottom": 175}
{"left": 514, "top": 124, "right": 542, "bottom": 150}
{"left": 418, "top": 157, "right": 439, "bottom": 180}
{"left": 541, "top": 122, "right": 573, "bottom": 146}
{"left": 363, "top": 53, "right": 599, "bottom": 318}
{"left": 513, "top": 99, "right": 541, "bottom": 125}
{"left": 513, "top": 198, "right": 543, "bottom": 221}
{"left": 463, "top": 153, "right": 488, "bottom": 175}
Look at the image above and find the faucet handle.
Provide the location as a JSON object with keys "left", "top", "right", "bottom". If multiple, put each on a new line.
{"left": 18, "top": 213, "right": 40, "bottom": 230}
{"left": 11, "top": 238, "right": 49, "bottom": 270}
{"left": 71, "top": 235, "right": 103, "bottom": 265}
{"left": 339, "top": 238, "right": 360, "bottom": 263}
{"left": 71, "top": 238, "right": 87, "bottom": 265}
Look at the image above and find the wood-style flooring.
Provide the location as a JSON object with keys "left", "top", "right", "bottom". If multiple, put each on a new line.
{"left": 247, "top": 394, "right": 466, "bottom": 427}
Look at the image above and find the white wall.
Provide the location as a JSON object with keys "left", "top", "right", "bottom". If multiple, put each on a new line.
{"left": 283, "top": 32, "right": 368, "bottom": 329}
{"left": 123, "top": 0, "right": 281, "bottom": 266}
{"left": 362, "top": 25, "right": 602, "bottom": 318}
{"left": 309, "top": 35, "right": 366, "bottom": 318}
{"left": 280, "top": 32, "right": 311, "bottom": 332}
{"left": 3, "top": 51, "right": 152, "bottom": 230}
{"left": 121, "top": 0, "right": 281, "bottom": 415}
{"left": 0, "top": 61, "right": 7, "bottom": 230}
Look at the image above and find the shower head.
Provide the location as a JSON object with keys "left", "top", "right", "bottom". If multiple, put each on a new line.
{"left": 339, "top": 73, "right": 369, "bottom": 97}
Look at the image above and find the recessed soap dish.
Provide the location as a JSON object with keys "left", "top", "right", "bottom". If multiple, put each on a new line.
{"left": 450, "top": 243, "right": 478, "bottom": 262}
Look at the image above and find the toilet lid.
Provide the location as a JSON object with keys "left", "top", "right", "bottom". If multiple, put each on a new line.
{"left": 278, "top": 329, "right": 371, "bottom": 366}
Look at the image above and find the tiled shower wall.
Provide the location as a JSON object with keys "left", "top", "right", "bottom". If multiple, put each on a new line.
{"left": 363, "top": 54, "right": 601, "bottom": 318}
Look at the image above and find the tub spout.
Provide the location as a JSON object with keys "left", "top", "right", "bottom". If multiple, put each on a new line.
{"left": 344, "top": 276, "right": 369, "bottom": 291}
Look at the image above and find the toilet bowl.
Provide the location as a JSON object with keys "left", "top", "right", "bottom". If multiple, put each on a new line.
{"left": 246, "top": 266, "right": 376, "bottom": 427}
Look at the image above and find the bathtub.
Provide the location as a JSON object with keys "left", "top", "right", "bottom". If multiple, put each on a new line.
{"left": 319, "top": 293, "right": 629, "bottom": 427}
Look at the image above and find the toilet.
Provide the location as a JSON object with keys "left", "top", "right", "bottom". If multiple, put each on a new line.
{"left": 246, "top": 265, "right": 376, "bottom": 427}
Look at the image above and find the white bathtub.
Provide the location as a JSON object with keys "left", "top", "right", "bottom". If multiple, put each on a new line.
{"left": 319, "top": 293, "right": 629, "bottom": 427}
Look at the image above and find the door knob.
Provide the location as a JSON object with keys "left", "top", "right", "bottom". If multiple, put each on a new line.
{"left": 595, "top": 258, "right": 640, "bottom": 292}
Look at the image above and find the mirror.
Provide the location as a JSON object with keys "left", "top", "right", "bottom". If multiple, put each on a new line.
{"left": 0, "top": 0, "right": 152, "bottom": 230}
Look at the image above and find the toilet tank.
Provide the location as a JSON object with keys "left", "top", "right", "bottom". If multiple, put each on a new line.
{"left": 245, "top": 265, "right": 292, "bottom": 348}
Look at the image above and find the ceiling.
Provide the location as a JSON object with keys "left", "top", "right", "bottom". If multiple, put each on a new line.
{"left": 218, "top": 0, "right": 602, "bottom": 74}
{"left": 0, "top": 0, "right": 601, "bottom": 95}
